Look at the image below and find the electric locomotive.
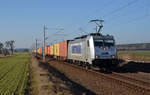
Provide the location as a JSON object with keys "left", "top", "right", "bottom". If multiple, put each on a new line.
{"left": 67, "top": 33, "right": 118, "bottom": 69}
{"left": 67, "top": 19, "right": 118, "bottom": 69}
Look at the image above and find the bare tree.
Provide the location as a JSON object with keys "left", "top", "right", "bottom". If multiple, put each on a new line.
{"left": 5, "top": 40, "right": 15, "bottom": 55}
{"left": 0, "top": 42, "right": 3, "bottom": 54}
{"left": 5, "top": 41, "right": 10, "bottom": 56}
{"left": 3, "top": 48, "right": 9, "bottom": 56}
{"left": 5, "top": 41, "right": 10, "bottom": 49}
{"left": 9, "top": 40, "right": 15, "bottom": 55}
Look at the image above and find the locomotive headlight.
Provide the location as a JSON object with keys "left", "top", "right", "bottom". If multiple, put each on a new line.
{"left": 112, "top": 55, "right": 115, "bottom": 58}
{"left": 104, "top": 48, "right": 106, "bottom": 51}
{"left": 96, "top": 56, "right": 99, "bottom": 59}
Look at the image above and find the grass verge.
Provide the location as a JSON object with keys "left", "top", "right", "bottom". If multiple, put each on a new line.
{"left": 118, "top": 50, "right": 150, "bottom": 61}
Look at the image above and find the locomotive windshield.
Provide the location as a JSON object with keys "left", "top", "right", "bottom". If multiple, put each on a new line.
{"left": 94, "top": 39, "right": 103, "bottom": 46}
{"left": 94, "top": 39, "right": 114, "bottom": 47}
{"left": 104, "top": 39, "right": 114, "bottom": 46}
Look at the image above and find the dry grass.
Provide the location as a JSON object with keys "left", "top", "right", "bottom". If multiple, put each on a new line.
{"left": 118, "top": 50, "right": 150, "bottom": 61}
{"left": 29, "top": 56, "right": 39, "bottom": 95}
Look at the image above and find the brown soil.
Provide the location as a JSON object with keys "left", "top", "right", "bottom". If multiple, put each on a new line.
{"left": 30, "top": 55, "right": 96, "bottom": 95}
{"left": 30, "top": 55, "right": 150, "bottom": 95}
{"left": 47, "top": 59, "right": 145, "bottom": 95}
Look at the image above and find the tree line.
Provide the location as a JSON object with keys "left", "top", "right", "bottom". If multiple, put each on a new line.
{"left": 117, "top": 43, "right": 150, "bottom": 51}
{"left": 0, "top": 40, "right": 15, "bottom": 56}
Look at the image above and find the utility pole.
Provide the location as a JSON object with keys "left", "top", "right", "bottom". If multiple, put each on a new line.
{"left": 35, "top": 39, "right": 37, "bottom": 57}
{"left": 42, "top": 26, "right": 63, "bottom": 61}
{"left": 43, "top": 25, "right": 46, "bottom": 62}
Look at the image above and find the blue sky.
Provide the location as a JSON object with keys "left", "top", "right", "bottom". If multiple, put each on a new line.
{"left": 0, "top": 0, "right": 150, "bottom": 48}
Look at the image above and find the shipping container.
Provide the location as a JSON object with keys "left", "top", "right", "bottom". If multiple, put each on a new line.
{"left": 37, "top": 48, "right": 39, "bottom": 54}
{"left": 39, "top": 48, "right": 41, "bottom": 54}
{"left": 54, "top": 43, "right": 59, "bottom": 57}
{"left": 40, "top": 48, "right": 42, "bottom": 54}
{"left": 45, "top": 46, "right": 48, "bottom": 55}
{"left": 50, "top": 45, "right": 54, "bottom": 55}
{"left": 59, "top": 40, "right": 69, "bottom": 60}
{"left": 42, "top": 47, "right": 44, "bottom": 55}
{"left": 47, "top": 46, "right": 50, "bottom": 55}
{"left": 38, "top": 48, "right": 40, "bottom": 54}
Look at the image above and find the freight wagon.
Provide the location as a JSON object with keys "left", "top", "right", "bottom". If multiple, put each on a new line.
{"left": 59, "top": 40, "right": 69, "bottom": 60}
{"left": 44, "top": 46, "right": 48, "bottom": 55}
{"left": 47, "top": 46, "right": 50, "bottom": 55}
{"left": 54, "top": 43, "right": 59, "bottom": 59}
{"left": 50, "top": 45, "right": 54, "bottom": 56}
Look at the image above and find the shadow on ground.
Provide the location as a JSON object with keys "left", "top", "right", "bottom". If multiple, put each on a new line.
{"left": 38, "top": 56, "right": 150, "bottom": 74}
{"left": 113, "top": 60, "right": 150, "bottom": 73}
{"left": 38, "top": 61, "right": 96, "bottom": 95}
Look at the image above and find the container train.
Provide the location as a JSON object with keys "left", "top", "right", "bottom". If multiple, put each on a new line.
{"left": 32, "top": 33, "right": 118, "bottom": 69}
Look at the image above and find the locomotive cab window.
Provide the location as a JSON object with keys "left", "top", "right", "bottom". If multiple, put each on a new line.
{"left": 94, "top": 39, "right": 114, "bottom": 47}
{"left": 94, "top": 39, "right": 103, "bottom": 47}
{"left": 104, "top": 39, "right": 114, "bottom": 46}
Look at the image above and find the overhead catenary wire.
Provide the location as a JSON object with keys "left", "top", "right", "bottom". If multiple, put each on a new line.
{"left": 126, "top": 13, "right": 150, "bottom": 23}
{"left": 105, "top": 0, "right": 150, "bottom": 28}
{"left": 88, "top": 0, "right": 118, "bottom": 19}
{"left": 105, "top": 13, "right": 150, "bottom": 31}
{"left": 102, "top": 0, "right": 140, "bottom": 18}
{"left": 104, "top": 3, "right": 146, "bottom": 24}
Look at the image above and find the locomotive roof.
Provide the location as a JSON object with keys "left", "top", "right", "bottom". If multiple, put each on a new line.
{"left": 74, "top": 33, "right": 113, "bottom": 40}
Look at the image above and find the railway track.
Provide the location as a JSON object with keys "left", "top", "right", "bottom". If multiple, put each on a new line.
{"left": 37, "top": 55, "right": 150, "bottom": 95}
{"left": 62, "top": 61, "right": 150, "bottom": 95}
{"left": 111, "top": 72, "right": 150, "bottom": 89}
